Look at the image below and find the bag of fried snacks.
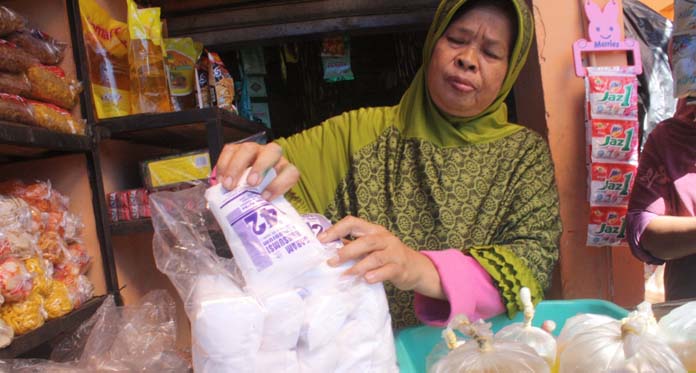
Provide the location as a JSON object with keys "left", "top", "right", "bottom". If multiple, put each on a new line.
{"left": 7, "top": 29, "right": 67, "bottom": 65}
{"left": 29, "top": 101, "right": 86, "bottom": 135}
{"left": 27, "top": 65, "right": 82, "bottom": 109}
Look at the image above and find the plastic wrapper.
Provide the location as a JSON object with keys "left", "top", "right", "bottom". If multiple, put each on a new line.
{"left": 127, "top": 0, "right": 171, "bottom": 114}
{"left": 165, "top": 37, "right": 203, "bottom": 111}
{"left": 38, "top": 231, "right": 66, "bottom": 263}
{"left": 0, "top": 39, "right": 38, "bottom": 73}
{"left": 79, "top": 0, "right": 131, "bottom": 119}
{"left": 321, "top": 36, "right": 355, "bottom": 82}
{"left": 586, "top": 66, "right": 639, "bottom": 121}
{"left": 658, "top": 301, "right": 696, "bottom": 371}
{"left": 589, "top": 162, "right": 636, "bottom": 206}
{"left": 204, "top": 168, "right": 326, "bottom": 296}
{"left": 195, "top": 56, "right": 211, "bottom": 109}
{"left": 429, "top": 315, "right": 549, "bottom": 373}
{"left": 65, "top": 274, "right": 93, "bottom": 309}
{"left": 7, "top": 30, "right": 67, "bottom": 66}
{"left": 44, "top": 279, "right": 73, "bottom": 319}
{"left": 674, "top": 0, "right": 696, "bottom": 35}
{"left": 24, "top": 257, "right": 51, "bottom": 297}
{"left": 0, "top": 71, "right": 31, "bottom": 96}
{"left": 66, "top": 243, "right": 91, "bottom": 274}
{"left": 29, "top": 101, "right": 86, "bottom": 135}
{"left": 0, "top": 6, "right": 25, "bottom": 36}
{"left": 0, "top": 290, "right": 45, "bottom": 335}
{"left": 589, "top": 119, "right": 639, "bottom": 163}
{"left": 63, "top": 212, "right": 84, "bottom": 244}
{"left": 26, "top": 65, "right": 82, "bottom": 110}
{"left": 558, "top": 302, "right": 685, "bottom": 372}
{"left": 0, "top": 257, "right": 33, "bottom": 303}
{"left": 0, "top": 93, "right": 33, "bottom": 125}
{"left": 151, "top": 181, "right": 397, "bottom": 372}
{"left": 207, "top": 52, "right": 235, "bottom": 111}
{"left": 494, "top": 287, "right": 557, "bottom": 367}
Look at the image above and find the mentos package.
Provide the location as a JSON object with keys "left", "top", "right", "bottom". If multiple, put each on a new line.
{"left": 205, "top": 169, "right": 326, "bottom": 296}
{"left": 586, "top": 67, "right": 639, "bottom": 120}
{"left": 589, "top": 119, "right": 639, "bottom": 163}
{"left": 589, "top": 162, "right": 637, "bottom": 206}
{"left": 587, "top": 206, "right": 628, "bottom": 247}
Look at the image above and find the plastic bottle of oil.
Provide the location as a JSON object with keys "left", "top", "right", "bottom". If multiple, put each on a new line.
{"left": 127, "top": 0, "right": 171, "bottom": 114}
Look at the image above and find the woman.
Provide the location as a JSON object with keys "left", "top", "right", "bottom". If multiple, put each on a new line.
{"left": 216, "top": 0, "right": 561, "bottom": 329}
{"left": 627, "top": 98, "right": 696, "bottom": 301}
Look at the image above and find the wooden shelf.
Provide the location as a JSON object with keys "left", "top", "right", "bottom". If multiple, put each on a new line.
{"left": 111, "top": 218, "right": 154, "bottom": 236}
{"left": 0, "top": 295, "right": 106, "bottom": 358}
{"left": 0, "top": 121, "right": 91, "bottom": 163}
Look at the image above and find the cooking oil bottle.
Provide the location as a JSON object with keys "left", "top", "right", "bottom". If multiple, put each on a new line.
{"left": 127, "top": 0, "right": 171, "bottom": 114}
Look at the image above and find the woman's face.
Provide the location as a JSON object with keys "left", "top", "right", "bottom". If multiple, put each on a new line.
{"left": 427, "top": 5, "right": 513, "bottom": 118}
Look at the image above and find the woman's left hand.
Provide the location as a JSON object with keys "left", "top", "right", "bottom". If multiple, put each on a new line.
{"left": 318, "top": 216, "right": 443, "bottom": 298}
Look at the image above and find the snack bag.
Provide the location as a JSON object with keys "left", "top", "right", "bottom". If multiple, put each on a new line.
{"left": 195, "top": 55, "right": 211, "bottom": 108}
{"left": 321, "top": 36, "right": 355, "bottom": 82}
{"left": 587, "top": 206, "right": 628, "bottom": 247}
{"left": 0, "top": 6, "right": 25, "bottom": 36}
{"left": 0, "top": 71, "right": 31, "bottom": 96}
{"left": 0, "top": 39, "right": 38, "bottom": 73}
{"left": 165, "top": 38, "right": 203, "bottom": 111}
{"left": 7, "top": 29, "right": 67, "bottom": 65}
{"left": 204, "top": 169, "right": 326, "bottom": 296}
{"left": 26, "top": 65, "right": 82, "bottom": 110}
{"left": 207, "top": 52, "right": 235, "bottom": 111}
{"left": 29, "top": 101, "right": 86, "bottom": 135}
{"left": 0, "top": 290, "right": 45, "bottom": 335}
{"left": 589, "top": 162, "right": 636, "bottom": 206}
{"left": 79, "top": 0, "right": 131, "bottom": 119}
{"left": 127, "top": 0, "right": 171, "bottom": 114}
{"left": 0, "top": 93, "right": 34, "bottom": 125}
{"left": 0, "top": 257, "right": 33, "bottom": 303}
{"left": 589, "top": 119, "right": 639, "bottom": 163}
{"left": 586, "top": 67, "right": 638, "bottom": 120}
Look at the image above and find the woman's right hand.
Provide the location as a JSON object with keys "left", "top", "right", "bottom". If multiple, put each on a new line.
{"left": 215, "top": 142, "right": 300, "bottom": 200}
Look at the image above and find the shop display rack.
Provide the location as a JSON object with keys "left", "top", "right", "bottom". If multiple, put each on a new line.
{"left": 0, "top": 296, "right": 106, "bottom": 359}
{"left": 0, "top": 120, "right": 91, "bottom": 163}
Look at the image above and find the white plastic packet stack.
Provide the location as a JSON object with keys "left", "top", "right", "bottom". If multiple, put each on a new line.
{"left": 176, "top": 169, "right": 399, "bottom": 372}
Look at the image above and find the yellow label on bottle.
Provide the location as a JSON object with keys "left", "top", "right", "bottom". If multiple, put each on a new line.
{"left": 147, "top": 153, "right": 211, "bottom": 188}
{"left": 92, "top": 84, "right": 131, "bottom": 119}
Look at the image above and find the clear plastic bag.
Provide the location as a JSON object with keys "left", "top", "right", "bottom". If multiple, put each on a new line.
{"left": 429, "top": 315, "right": 549, "bottom": 373}
{"left": 0, "top": 6, "right": 25, "bottom": 36}
{"left": 7, "top": 30, "right": 67, "bottom": 66}
{"left": 559, "top": 302, "right": 685, "bottom": 372}
{"left": 494, "top": 287, "right": 557, "bottom": 367}
{"left": 151, "top": 181, "right": 397, "bottom": 373}
{"left": 26, "top": 65, "right": 82, "bottom": 110}
{"left": 0, "top": 39, "right": 37, "bottom": 73}
{"left": 658, "top": 301, "right": 696, "bottom": 371}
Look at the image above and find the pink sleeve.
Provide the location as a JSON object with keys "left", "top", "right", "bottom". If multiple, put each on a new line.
{"left": 414, "top": 249, "right": 505, "bottom": 327}
{"left": 626, "top": 210, "right": 664, "bottom": 265}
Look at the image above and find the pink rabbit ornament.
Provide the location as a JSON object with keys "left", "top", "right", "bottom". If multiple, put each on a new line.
{"left": 572, "top": 0, "right": 642, "bottom": 77}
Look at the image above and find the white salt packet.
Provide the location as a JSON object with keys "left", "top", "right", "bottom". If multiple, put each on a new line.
{"left": 205, "top": 168, "right": 326, "bottom": 296}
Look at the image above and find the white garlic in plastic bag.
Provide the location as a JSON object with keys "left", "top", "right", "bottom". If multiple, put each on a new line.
{"left": 495, "top": 287, "right": 557, "bottom": 367}
{"left": 657, "top": 301, "right": 696, "bottom": 371}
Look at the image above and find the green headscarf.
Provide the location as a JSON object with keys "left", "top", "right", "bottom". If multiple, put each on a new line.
{"left": 397, "top": 0, "right": 535, "bottom": 146}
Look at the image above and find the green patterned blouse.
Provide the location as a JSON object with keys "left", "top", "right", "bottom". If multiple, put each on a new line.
{"left": 275, "top": 106, "right": 561, "bottom": 329}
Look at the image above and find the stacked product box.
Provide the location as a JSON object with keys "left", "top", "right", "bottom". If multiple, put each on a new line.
{"left": 108, "top": 189, "right": 150, "bottom": 223}
{"left": 585, "top": 66, "right": 639, "bottom": 247}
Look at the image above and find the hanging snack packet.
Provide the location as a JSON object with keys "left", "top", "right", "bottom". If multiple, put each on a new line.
{"left": 26, "top": 65, "right": 82, "bottom": 110}
{"left": 589, "top": 119, "right": 639, "bottom": 163}
{"left": 165, "top": 38, "right": 203, "bottom": 111}
{"left": 79, "top": 0, "right": 131, "bottom": 119}
{"left": 0, "top": 6, "right": 25, "bottom": 37}
{"left": 0, "top": 39, "right": 38, "bottom": 73}
{"left": 671, "top": 34, "right": 696, "bottom": 99}
{"left": 29, "top": 101, "right": 86, "bottom": 135}
{"left": 0, "top": 93, "right": 34, "bottom": 125}
{"left": 587, "top": 206, "right": 628, "bottom": 247}
{"left": 321, "top": 36, "right": 355, "bottom": 83}
{"left": 127, "top": 0, "right": 172, "bottom": 114}
{"left": 195, "top": 54, "right": 211, "bottom": 109}
{"left": 205, "top": 168, "right": 326, "bottom": 296}
{"left": 589, "top": 162, "right": 636, "bottom": 206}
{"left": 7, "top": 29, "right": 67, "bottom": 66}
{"left": 207, "top": 52, "right": 235, "bottom": 111}
{"left": 586, "top": 67, "right": 638, "bottom": 120}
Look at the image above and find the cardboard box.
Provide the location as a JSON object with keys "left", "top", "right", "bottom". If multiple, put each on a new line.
{"left": 141, "top": 150, "right": 211, "bottom": 191}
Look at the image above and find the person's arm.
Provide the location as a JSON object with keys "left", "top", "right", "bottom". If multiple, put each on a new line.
{"left": 642, "top": 216, "right": 696, "bottom": 260}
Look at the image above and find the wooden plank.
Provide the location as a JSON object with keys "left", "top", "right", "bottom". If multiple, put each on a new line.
{"left": 111, "top": 218, "right": 154, "bottom": 236}
{"left": 165, "top": 0, "right": 437, "bottom": 46}
{"left": 0, "top": 121, "right": 91, "bottom": 152}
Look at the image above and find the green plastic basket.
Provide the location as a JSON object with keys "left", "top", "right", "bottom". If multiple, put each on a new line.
{"left": 394, "top": 299, "right": 629, "bottom": 373}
